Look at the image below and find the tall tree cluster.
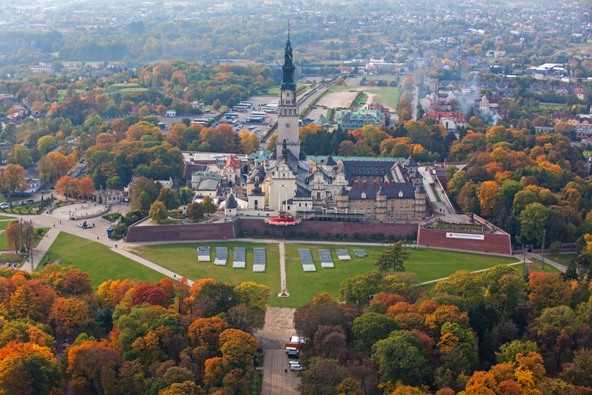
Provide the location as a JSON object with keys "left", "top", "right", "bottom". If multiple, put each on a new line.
{"left": 0, "top": 267, "right": 269, "bottom": 394}
{"left": 294, "top": 265, "right": 592, "bottom": 394}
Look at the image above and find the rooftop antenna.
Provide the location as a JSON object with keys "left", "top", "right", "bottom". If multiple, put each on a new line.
{"left": 287, "top": 21, "right": 291, "bottom": 41}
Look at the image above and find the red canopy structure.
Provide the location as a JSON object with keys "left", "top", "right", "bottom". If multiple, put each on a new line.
{"left": 264, "top": 212, "right": 301, "bottom": 226}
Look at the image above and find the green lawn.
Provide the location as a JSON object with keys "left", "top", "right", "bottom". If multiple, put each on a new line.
{"left": 0, "top": 220, "right": 13, "bottom": 230}
{"left": 363, "top": 86, "right": 401, "bottom": 110}
{"left": 133, "top": 241, "right": 282, "bottom": 302}
{"left": 134, "top": 242, "right": 517, "bottom": 307}
{"left": 528, "top": 259, "right": 563, "bottom": 273}
{"left": 37, "top": 233, "right": 164, "bottom": 288}
{"left": 0, "top": 215, "right": 14, "bottom": 220}
{"left": 549, "top": 254, "right": 576, "bottom": 266}
{"left": 0, "top": 228, "right": 48, "bottom": 251}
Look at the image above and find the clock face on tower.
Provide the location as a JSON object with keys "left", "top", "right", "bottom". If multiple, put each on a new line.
{"left": 285, "top": 123, "right": 290, "bottom": 128}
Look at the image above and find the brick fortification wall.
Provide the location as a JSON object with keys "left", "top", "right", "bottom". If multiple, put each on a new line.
{"left": 126, "top": 221, "right": 237, "bottom": 242}
{"left": 238, "top": 219, "right": 418, "bottom": 240}
{"left": 126, "top": 219, "right": 417, "bottom": 242}
{"left": 417, "top": 227, "right": 512, "bottom": 255}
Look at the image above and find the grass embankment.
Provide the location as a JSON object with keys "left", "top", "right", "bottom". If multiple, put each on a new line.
{"left": 38, "top": 233, "right": 163, "bottom": 288}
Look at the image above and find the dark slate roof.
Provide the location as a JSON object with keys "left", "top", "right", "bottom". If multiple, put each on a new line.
{"left": 226, "top": 194, "right": 238, "bottom": 209}
{"left": 326, "top": 155, "right": 337, "bottom": 166}
{"left": 248, "top": 165, "right": 266, "bottom": 183}
{"left": 249, "top": 183, "right": 265, "bottom": 196}
{"left": 404, "top": 156, "right": 418, "bottom": 167}
{"left": 295, "top": 185, "right": 312, "bottom": 198}
{"left": 339, "top": 186, "right": 348, "bottom": 196}
{"left": 342, "top": 160, "right": 398, "bottom": 179}
{"left": 348, "top": 182, "right": 414, "bottom": 200}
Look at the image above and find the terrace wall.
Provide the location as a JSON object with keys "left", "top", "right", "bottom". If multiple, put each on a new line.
{"left": 126, "top": 221, "right": 237, "bottom": 243}
{"left": 126, "top": 218, "right": 418, "bottom": 243}
{"left": 417, "top": 227, "right": 512, "bottom": 255}
{"left": 238, "top": 219, "right": 418, "bottom": 240}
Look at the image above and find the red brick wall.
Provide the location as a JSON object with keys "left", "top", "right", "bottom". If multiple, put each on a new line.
{"left": 126, "top": 221, "right": 237, "bottom": 242}
{"left": 238, "top": 219, "right": 418, "bottom": 240}
{"left": 126, "top": 219, "right": 418, "bottom": 242}
{"left": 417, "top": 227, "right": 512, "bottom": 255}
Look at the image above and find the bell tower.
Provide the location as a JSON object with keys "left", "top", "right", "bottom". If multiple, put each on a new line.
{"left": 276, "top": 28, "right": 300, "bottom": 160}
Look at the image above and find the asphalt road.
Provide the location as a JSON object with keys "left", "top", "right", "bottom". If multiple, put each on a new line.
{"left": 261, "top": 350, "right": 300, "bottom": 395}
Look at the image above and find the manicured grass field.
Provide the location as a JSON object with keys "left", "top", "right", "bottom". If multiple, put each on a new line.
{"left": 0, "top": 220, "right": 13, "bottom": 230}
{"left": 528, "top": 259, "right": 563, "bottom": 273}
{"left": 282, "top": 244, "right": 517, "bottom": 306}
{"left": 0, "top": 228, "right": 48, "bottom": 251}
{"left": 135, "top": 241, "right": 517, "bottom": 307}
{"left": 133, "top": 241, "right": 281, "bottom": 301}
{"left": 38, "top": 233, "right": 163, "bottom": 288}
{"left": 549, "top": 253, "right": 576, "bottom": 266}
{"left": 363, "top": 86, "right": 401, "bottom": 110}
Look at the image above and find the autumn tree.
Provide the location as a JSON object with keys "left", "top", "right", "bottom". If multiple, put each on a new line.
{"left": 298, "top": 357, "right": 349, "bottom": 395}
{"left": 0, "top": 164, "right": 27, "bottom": 197}
{"left": 188, "top": 317, "right": 228, "bottom": 353}
{"left": 5, "top": 220, "right": 23, "bottom": 253}
{"left": 131, "top": 282, "right": 169, "bottom": 307}
{"left": 477, "top": 181, "right": 500, "bottom": 218}
{"left": 239, "top": 129, "right": 260, "bottom": 155}
{"left": 187, "top": 202, "right": 204, "bottom": 222}
{"left": 55, "top": 175, "right": 77, "bottom": 199}
{"left": 201, "top": 196, "right": 217, "bottom": 217}
{"left": 149, "top": 200, "right": 169, "bottom": 223}
{"left": 0, "top": 341, "right": 61, "bottom": 394}
{"left": 49, "top": 297, "right": 90, "bottom": 340}
{"left": 37, "top": 151, "right": 72, "bottom": 185}
{"left": 375, "top": 241, "right": 410, "bottom": 275}
{"left": 41, "top": 265, "right": 93, "bottom": 297}
{"left": 75, "top": 176, "right": 96, "bottom": 200}
{"left": 67, "top": 341, "right": 122, "bottom": 394}
{"left": 233, "top": 281, "right": 270, "bottom": 311}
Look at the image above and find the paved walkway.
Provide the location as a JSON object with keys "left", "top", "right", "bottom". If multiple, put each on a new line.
{"left": 527, "top": 253, "right": 567, "bottom": 273}
{"left": 27, "top": 226, "right": 61, "bottom": 271}
{"left": 115, "top": 247, "right": 193, "bottom": 285}
{"left": 278, "top": 242, "right": 288, "bottom": 297}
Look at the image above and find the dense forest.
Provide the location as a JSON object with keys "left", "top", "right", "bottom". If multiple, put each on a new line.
{"left": 0, "top": 266, "right": 268, "bottom": 394}
{"left": 294, "top": 264, "right": 592, "bottom": 394}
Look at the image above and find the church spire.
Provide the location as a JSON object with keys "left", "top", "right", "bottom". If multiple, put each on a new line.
{"left": 281, "top": 24, "right": 296, "bottom": 90}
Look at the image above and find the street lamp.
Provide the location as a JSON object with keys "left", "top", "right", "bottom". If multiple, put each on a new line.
{"left": 541, "top": 229, "right": 546, "bottom": 270}
{"left": 522, "top": 244, "right": 526, "bottom": 277}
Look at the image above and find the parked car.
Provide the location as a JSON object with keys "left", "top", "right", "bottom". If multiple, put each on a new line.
{"left": 0, "top": 202, "right": 9, "bottom": 209}
{"left": 78, "top": 221, "right": 94, "bottom": 229}
{"left": 289, "top": 361, "right": 303, "bottom": 371}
